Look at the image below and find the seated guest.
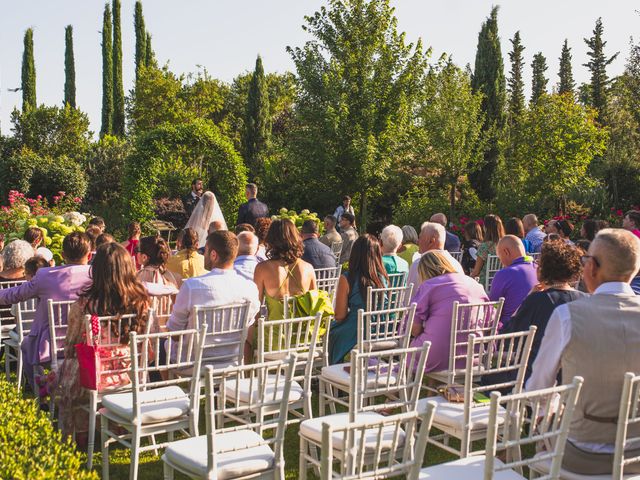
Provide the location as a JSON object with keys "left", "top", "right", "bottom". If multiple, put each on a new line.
{"left": 24, "top": 256, "right": 50, "bottom": 281}
{"left": 0, "top": 233, "right": 92, "bottom": 389}
{"left": 580, "top": 219, "right": 602, "bottom": 242}
{"left": 623, "top": 210, "right": 640, "bottom": 240}
{"left": 490, "top": 235, "right": 538, "bottom": 328}
{"left": 85, "top": 225, "right": 102, "bottom": 254}
{"left": 556, "top": 219, "right": 575, "bottom": 245}
{"left": 461, "top": 221, "right": 483, "bottom": 275}
{"left": 632, "top": 269, "right": 640, "bottom": 295}
{"left": 168, "top": 231, "right": 260, "bottom": 364}
{"left": 470, "top": 214, "right": 505, "bottom": 286}
{"left": 527, "top": 229, "right": 640, "bottom": 475}
{"left": 95, "top": 233, "right": 115, "bottom": 249}
{"left": 410, "top": 251, "right": 488, "bottom": 372}
{"left": 380, "top": 224, "right": 409, "bottom": 275}
{"left": 198, "top": 220, "right": 227, "bottom": 254}
{"left": 329, "top": 235, "right": 388, "bottom": 364}
{"left": 301, "top": 220, "right": 336, "bottom": 269}
{"left": 88, "top": 216, "right": 106, "bottom": 234}
{"left": 57, "top": 243, "right": 149, "bottom": 441}
{"left": 233, "top": 231, "right": 260, "bottom": 281}
{"left": 505, "top": 217, "right": 533, "bottom": 253}
{"left": 235, "top": 223, "right": 255, "bottom": 234}
{"left": 24, "top": 227, "right": 54, "bottom": 266}
{"left": 166, "top": 228, "right": 207, "bottom": 280}
{"left": 136, "top": 236, "right": 182, "bottom": 288}
{"left": 319, "top": 215, "right": 342, "bottom": 247}
{"left": 545, "top": 219, "right": 559, "bottom": 235}
{"left": 407, "top": 222, "right": 464, "bottom": 290}
{"left": 254, "top": 217, "right": 272, "bottom": 262}
{"left": 0, "top": 240, "right": 32, "bottom": 282}
{"left": 430, "top": 213, "right": 461, "bottom": 253}
{"left": 523, "top": 214, "right": 546, "bottom": 253}
{"left": 398, "top": 225, "right": 420, "bottom": 265}
{"left": 502, "top": 241, "right": 585, "bottom": 381}
{"left": 339, "top": 213, "right": 359, "bottom": 264}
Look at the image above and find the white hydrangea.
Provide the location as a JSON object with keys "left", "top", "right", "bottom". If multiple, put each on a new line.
{"left": 63, "top": 211, "right": 87, "bottom": 226}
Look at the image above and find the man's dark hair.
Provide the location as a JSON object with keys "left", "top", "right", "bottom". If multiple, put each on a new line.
{"left": 246, "top": 183, "right": 258, "bottom": 196}
{"left": 24, "top": 227, "right": 43, "bottom": 247}
{"left": 343, "top": 195, "right": 351, "bottom": 202}
{"left": 206, "top": 230, "right": 239, "bottom": 265}
{"left": 341, "top": 213, "right": 355, "bottom": 225}
{"left": 324, "top": 215, "right": 337, "bottom": 227}
{"left": 88, "top": 217, "right": 105, "bottom": 229}
{"left": 191, "top": 178, "right": 202, "bottom": 186}
{"left": 96, "top": 233, "right": 115, "bottom": 248}
{"left": 63, "top": 232, "right": 91, "bottom": 262}
{"left": 85, "top": 225, "right": 103, "bottom": 250}
{"left": 24, "top": 256, "right": 49, "bottom": 277}
{"left": 626, "top": 210, "right": 640, "bottom": 228}
{"left": 301, "top": 220, "right": 319, "bottom": 235}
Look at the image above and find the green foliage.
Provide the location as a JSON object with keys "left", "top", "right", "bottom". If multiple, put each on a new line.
{"left": 507, "top": 31, "right": 526, "bottom": 122}
{"left": 0, "top": 380, "right": 97, "bottom": 479}
{"left": 122, "top": 119, "right": 247, "bottom": 222}
{"left": 470, "top": 6, "right": 506, "bottom": 201}
{"left": 84, "top": 135, "right": 130, "bottom": 204}
{"left": 29, "top": 155, "right": 88, "bottom": 201}
{"left": 0, "top": 147, "right": 38, "bottom": 199}
{"left": 558, "top": 39, "right": 575, "bottom": 96}
{"left": 243, "top": 55, "right": 271, "bottom": 183}
{"left": 112, "top": 0, "right": 125, "bottom": 136}
{"left": 101, "top": 3, "right": 113, "bottom": 137}
{"left": 21, "top": 28, "right": 36, "bottom": 112}
{"left": 530, "top": 52, "right": 548, "bottom": 104}
{"left": 154, "top": 157, "right": 201, "bottom": 199}
{"left": 64, "top": 25, "right": 76, "bottom": 109}
{"left": 145, "top": 32, "right": 156, "bottom": 68}
{"left": 134, "top": 1, "right": 147, "bottom": 83}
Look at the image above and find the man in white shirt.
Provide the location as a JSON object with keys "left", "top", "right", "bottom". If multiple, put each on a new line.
{"left": 168, "top": 230, "right": 260, "bottom": 365}
{"left": 526, "top": 228, "right": 640, "bottom": 475}
{"left": 407, "top": 222, "right": 464, "bottom": 291}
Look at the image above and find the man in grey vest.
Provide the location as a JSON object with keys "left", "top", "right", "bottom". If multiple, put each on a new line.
{"left": 527, "top": 228, "right": 640, "bottom": 475}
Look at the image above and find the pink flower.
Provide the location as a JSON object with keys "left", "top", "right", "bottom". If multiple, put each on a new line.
{"left": 617, "top": 209, "right": 623, "bottom": 217}
{"left": 74, "top": 197, "right": 82, "bottom": 203}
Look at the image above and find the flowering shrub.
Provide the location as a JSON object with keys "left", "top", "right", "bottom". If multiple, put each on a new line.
{"left": 271, "top": 208, "right": 324, "bottom": 234}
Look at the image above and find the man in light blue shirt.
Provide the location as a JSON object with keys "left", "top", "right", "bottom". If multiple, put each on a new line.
{"left": 233, "top": 231, "right": 260, "bottom": 281}
{"left": 523, "top": 213, "right": 546, "bottom": 253}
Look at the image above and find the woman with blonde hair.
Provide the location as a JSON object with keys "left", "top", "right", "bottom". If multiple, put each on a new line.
{"left": 410, "top": 250, "right": 488, "bottom": 372}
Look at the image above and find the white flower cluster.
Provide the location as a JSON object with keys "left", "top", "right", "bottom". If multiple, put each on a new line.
{"left": 63, "top": 211, "right": 87, "bottom": 226}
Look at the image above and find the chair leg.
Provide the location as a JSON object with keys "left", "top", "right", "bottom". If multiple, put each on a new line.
{"left": 163, "top": 461, "right": 175, "bottom": 480}
{"left": 87, "top": 392, "right": 97, "bottom": 469}
{"left": 3, "top": 344, "right": 9, "bottom": 382}
{"left": 460, "top": 429, "right": 470, "bottom": 458}
{"left": 150, "top": 434, "right": 159, "bottom": 456}
{"left": 16, "top": 351, "right": 22, "bottom": 390}
{"left": 101, "top": 415, "right": 109, "bottom": 480}
{"left": 299, "top": 437, "right": 308, "bottom": 480}
{"left": 129, "top": 426, "right": 141, "bottom": 480}
{"left": 318, "top": 379, "right": 326, "bottom": 417}
{"left": 328, "top": 384, "right": 337, "bottom": 415}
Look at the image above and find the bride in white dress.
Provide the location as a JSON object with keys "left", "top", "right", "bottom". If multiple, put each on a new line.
{"left": 184, "top": 191, "right": 228, "bottom": 249}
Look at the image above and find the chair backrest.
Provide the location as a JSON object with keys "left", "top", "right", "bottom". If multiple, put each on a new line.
{"left": 150, "top": 294, "right": 173, "bottom": 332}
{"left": 530, "top": 252, "right": 541, "bottom": 263}
{"left": 612, "top": 372, "right": 640, "bottom": 477}
{"left": 330, "top": 241, "right": 343, "bottom": 265}
{"left": 47, "top": 299, "right": 75, "bottom": 371}
{"left": 445, "top": 298, "right": 504, "bottom": 385}
{"left": 129, "top": 324, "right": 208, "bottom": 432}
{"left": 366, "top": 284, "right": 413, "bottom": 312}
{"left": 485, "top": 254, "right": 503, "bottom": 291}
{"left": 315, "top": 265, "right": 342, "bottom": 302}
{"left": 386, "top": 272, "right": 408, "bottom": 288}
{"left": 349, "top": 342, "right": 431, "bottom": 420}
{"left": 321, "top": 405, "right": 437, "bottom": 480}
{"left": 204, "top": 357, "right": 296, "bottom": 477}
{"left": 14, "top": 297, "right": 38, "bottom": 340}
{"left": 192, "top": 301, "right": 252, "bottom": 370}
{"left": 0, "top": 280, "right": 26, "bottom": 331}
{"left": 450, "top": 251, "right": 464, "bottom": 263}
{"left": 357, "top": 303, "right": 416, "bottom": 353}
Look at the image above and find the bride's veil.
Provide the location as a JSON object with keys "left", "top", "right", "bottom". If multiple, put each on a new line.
{"left": 185, "top": 191, "right": 228, "bottom": 248}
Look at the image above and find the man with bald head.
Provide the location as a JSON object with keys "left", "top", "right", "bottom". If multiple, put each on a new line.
{"left": 527, "top": 229, "right": 640, "bottom": 475}
{"left": 523, "top": 213, "right": 545, "bottom": 253}
{"left": 407, "top": 221, "right": 464, "bottom": 290}
{"left": 430, "top": 213, "right": 461, "bottom": 253}
{"left": 490, "top": 235, "right": 537, "bottom": 328}
{"left": 233, "top": 231, "right": 260, "bottom": 281}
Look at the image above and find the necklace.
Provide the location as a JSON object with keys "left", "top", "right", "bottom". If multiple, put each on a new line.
{"left": 545, "top": 283, "right": 571, "bottom": 290}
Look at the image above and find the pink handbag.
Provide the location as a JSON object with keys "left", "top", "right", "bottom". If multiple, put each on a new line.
{"left": 75, "top": 314, "right": 102, "bottom": 390}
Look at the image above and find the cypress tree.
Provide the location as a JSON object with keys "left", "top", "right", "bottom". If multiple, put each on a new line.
{"left": 470, "top": 6, "right": 506, "bottom": 201}
{"left": 112, "top": 0, "right": 125, "bottom": 136}
{"left": 64, "top": 25, "right": 76, "bottom": 108}
{"left": 507, "top": 31, "right": 526, "bottom": 121}
{"left": 558, "top": 39, "right": 575, "bottom": 96}
{"left": 145, "top": 32, "right": 156, "bottom": 67}
{"left": 21, "top": 28, "right": 36, "bottom": 112}
{"left": 243, "top": 55, "right": 271, "bottom": 182}
{"left": 134, "top": 1, "right": 147, "bottom": 82}
{"left": 530, "top": 52, "right": 548, "bottom": 104}
{"left": 101, "top": 4, "right": 113, "bottom": 137}
{"left": 584, "top": 17, "right": 619, "bottom": 121}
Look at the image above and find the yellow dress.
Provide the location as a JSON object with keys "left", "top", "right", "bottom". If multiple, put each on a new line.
{"left": 166, "top": 249, "right": 208, "bottom": 279}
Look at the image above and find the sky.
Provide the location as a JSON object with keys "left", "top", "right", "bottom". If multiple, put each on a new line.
{"left": 0, "top": 1, "right": 638, "bottom": 136}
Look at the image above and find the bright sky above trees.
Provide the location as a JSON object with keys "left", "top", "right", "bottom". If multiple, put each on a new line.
{"left": 0, "top": 0, "right": 637, "bottom": 134}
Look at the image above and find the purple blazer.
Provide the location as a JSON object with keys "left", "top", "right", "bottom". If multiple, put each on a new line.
{"left": 410, "top": 272, "right": 489, "bottom": 372}
{"left": 0, "top": 264, "right": 91, "bottom": 366}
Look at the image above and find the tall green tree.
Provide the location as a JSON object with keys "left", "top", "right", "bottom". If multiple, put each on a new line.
{"left": 558, "top": 39, "right": 575, "bottom": 96}
{"left": 470, "top": 6, "right": 506, "bottom": 201}
{"left": 507, "top": 31, "right": 526, "bottom": 122}
{"left": 243, "top": 55, "right": 271, "bottom": 183}
{"left": 101, "top": 3, "right": 113, "bottom": 137}
{"left": 21, "top": 28, "right": 36, "bottom": 112}
{"left": 530, "top": 52, "right": 548, "bottom": 104}
{"left": 64, "top": 25, "right": 76, "bottom": 108}
{"left": 112, "top": 0, "right": 125, "bottom": 136}
{"left": 145, "top": 32, "right": 156, "bottom": 67}
{"left": 134, "top": 1, "right": 147, "bottom": 82}
{"left": 287, "top": 0, "right": 428, "bottom": 228}
{"left": 583, "top": 17, "right": 619, "bottom": 121}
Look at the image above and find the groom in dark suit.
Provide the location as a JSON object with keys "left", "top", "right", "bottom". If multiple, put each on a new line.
{"left": 182, "top": 178, "right": 204, "bottom": 217}
{"left": 237, "top": 183, "right": 269, "bottom": 227}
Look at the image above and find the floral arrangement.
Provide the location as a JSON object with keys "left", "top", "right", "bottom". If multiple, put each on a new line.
{"left": 1, "top": 191, "right": 90, "bottom": 264}
{"left": 271, "top": 208, "right": 325, "bottom": 234}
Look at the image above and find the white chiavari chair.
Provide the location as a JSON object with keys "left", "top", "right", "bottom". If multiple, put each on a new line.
{"left": 3, "top": 297, "right": 37, "bottom": 388}
{"left": 331, "top": 241, "right": 343, "bottom": 266}
{"left": 0, "top": 280, "right": 25, "bottom": 346}
{"left": 387, "top": 272, "right": 408, "bottom": 288}
{"left": 485, "top": 254, "right": 503, "bottom": 292}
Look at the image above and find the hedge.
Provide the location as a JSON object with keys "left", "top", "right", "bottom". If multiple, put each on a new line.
{"left": 0, "top": 380, "right": 97, "bottom": 479}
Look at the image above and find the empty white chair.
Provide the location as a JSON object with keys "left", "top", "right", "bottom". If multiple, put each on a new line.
{"left": 320, "top": 406, "right": 437, "bottom": 480}
{"left": 302, "top": 343, "right": 431, "bottom": 479}
{"left": 419, "top": 327, "right": 536, "bottom": 458}
{"left": 426, "top": 298, "right": 504, "bottom": 386}
{"left": 387, "top": 272, "right": 408, "bottom": 288}
{"left": 162, "top": 357, "right": 296, "bottom": 479}
{"left": 412, "top": 376, "right": 584, "bottom": 480}
{"left": 331, "top": 241, "right": 343, "bottom": 266}
{"left": 315, "top": 265, "right": 342, "bottom": 303}
{"left": 100, "top": 325, "right": 207, "bottom": 480}
{"left": 4, "top": 297, "right": 37, "bottom": 388}
{"left": 484, "top": 254, "right": 502, "bottom": 292}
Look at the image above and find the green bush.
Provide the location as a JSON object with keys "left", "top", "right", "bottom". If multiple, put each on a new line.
{"left": 0, "top": 147, "right": 37, "bottom": 199}
{"left": 29, "top": 155, "right": 88, "bottom": 201}
{"left": 0, "top": 380, "right": 97, "bottom": 479}
{"left": 84, "top": 135, "right": 130, "bottom": 205}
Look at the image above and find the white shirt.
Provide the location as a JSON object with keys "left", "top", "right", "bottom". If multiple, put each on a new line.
{"left": 167, "top": 268, "right": 260, "bottom": 362}
{"left": 526, "top": 281, "right": 634, "bottom": 453}
{"left": 406, "top": 249, "right": 464, "bottom": 293}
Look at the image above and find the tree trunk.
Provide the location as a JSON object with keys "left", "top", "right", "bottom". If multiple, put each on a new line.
{"left": 359, "top": 191, "right": 367, "bottom": 234}
{"left": 449, "top": 182, "right": 456, "bottom": 226}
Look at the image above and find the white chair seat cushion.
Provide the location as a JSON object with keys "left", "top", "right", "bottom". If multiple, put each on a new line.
{"left": 163, "top": 430, "right": 274, "bottom": 479}
{"left": 223, "top": 376, "right": 304, "bottom": 404}
{"left": 320, "top": 363, "right": 397, "bottom": 388}
{"left": 264, "top": 349, "right": 321, "bottom": 362}
{"left": 419, "top": 455, "right": 523, "bottom": 479}
{"left": 299, "top": 412, "right": 406, "bottom": 451}
{"left": 101, "top": 385, "right": 189, "bottom": 424}
{"left": 418, "top": 396, "right": 506, "bottom": 430}
{"left": 529, "top": 453, "right": 640, "bottom": 479}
